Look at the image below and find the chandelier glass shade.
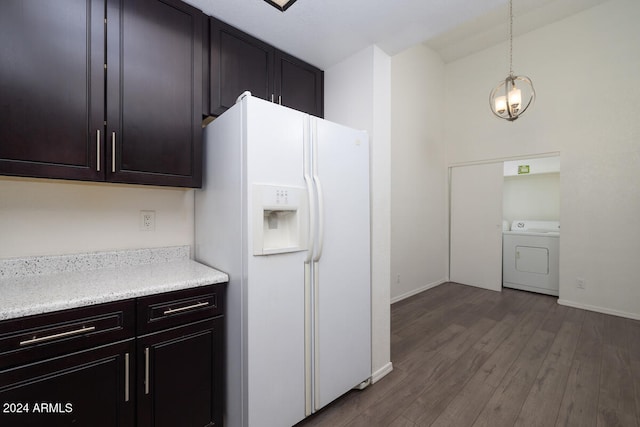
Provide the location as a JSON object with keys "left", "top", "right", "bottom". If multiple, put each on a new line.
{"left": 489, "top": 0, "right": 535, "bottom": 121}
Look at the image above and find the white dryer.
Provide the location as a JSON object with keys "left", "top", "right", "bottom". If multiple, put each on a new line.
{"left": 502, "top": 220, "right": 560, "bottom": 296}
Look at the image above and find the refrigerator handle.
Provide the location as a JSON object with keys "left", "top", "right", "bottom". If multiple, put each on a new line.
{"left": 304, "top": 173, "right": 315, "bottom": 263}
{"left": 312, "top": 174, "right": 324, "bottom": 262}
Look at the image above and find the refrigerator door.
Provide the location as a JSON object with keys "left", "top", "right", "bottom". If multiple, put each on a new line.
{"left": 311, "top": 117, "right": 371, "bottom": 411}
{"left": 244, "top": 97, "right": 309, "bottom": 427}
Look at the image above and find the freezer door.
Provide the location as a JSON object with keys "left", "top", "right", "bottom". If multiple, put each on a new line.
{"left": 244, "top": 97, "right": 309, "bottom": 427}
{"left": 311, "top": 118, "right": 371, "bottom": 411}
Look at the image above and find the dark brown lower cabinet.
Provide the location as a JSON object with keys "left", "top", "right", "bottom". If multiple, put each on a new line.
{"left": 0, "top": 340, "right": 135, "bottom": 427}
{"left": 0, "top": 284, "right": 225, "bottom": 427}
{"left": 137, "top": 318, "right": 223, "bottom": 427}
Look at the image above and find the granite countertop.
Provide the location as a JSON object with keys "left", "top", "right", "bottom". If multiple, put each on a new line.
{"left": 0, "top": 246, "right": 229, "bottom": 321}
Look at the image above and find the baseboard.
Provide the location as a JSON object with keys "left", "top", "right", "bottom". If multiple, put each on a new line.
{"left": 390, "top": 279, "right": 446, "bottom": 304}
{"left": 557, "top": 299, "right": 640, "bottom": 321}
{"left": 371, "top": 361, "right": 393, "bottom": 384}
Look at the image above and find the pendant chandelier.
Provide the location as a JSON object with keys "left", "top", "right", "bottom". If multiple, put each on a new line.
{"left": 489, "top": 0, "right": 535, "bottom": 121}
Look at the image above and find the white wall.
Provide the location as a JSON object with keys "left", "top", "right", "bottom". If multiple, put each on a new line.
{"left": 445, "top": 0, "right": 640, "bottom": 319}
{"left": 503, "top": 173, "right": 560, "bottom": 223}
{"left": 325, "top": 45, "right": 393, "bottom": 382}
{"left": 0, "top": 177, "right": 195, "bottom": 258}
{"left": 390, "top": 45, "right": 448, "bottom": 302}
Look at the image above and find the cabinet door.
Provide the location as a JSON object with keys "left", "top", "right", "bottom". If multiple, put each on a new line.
{"left": 106, "top": 0, "right": 203, "bottom": 188}
{"left": 0, "top": 340, "right": 135, "bottom": 427}
{"left": 0, "top": 0, "right": 104, "bottom": 181}
{"left": 274, "top": 50, "right": 324, "bottom": 117}
{"left": 137, "top": 317, "right": 223, "bottom": 427}
{"left": 210, "top": 18, "right": 274, "bottom": 116}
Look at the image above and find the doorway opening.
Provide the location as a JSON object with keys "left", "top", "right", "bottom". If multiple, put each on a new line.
{"left": 448, "top": 154, "right": 560, "bottom": 294}
{"left": 502, "top": 156, "right": 560, "bottom": 296}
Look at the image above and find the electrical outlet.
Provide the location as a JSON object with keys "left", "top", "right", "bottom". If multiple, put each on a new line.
{"left": 576, "top": 278, "right": 585, "bottom": 289}
{"left": 140, "top": 210, "right": 155, "bottom": 231}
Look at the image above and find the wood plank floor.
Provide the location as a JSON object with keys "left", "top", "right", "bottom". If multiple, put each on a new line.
{"left": 295, "top": 282, "right": 640, "bottom": 427}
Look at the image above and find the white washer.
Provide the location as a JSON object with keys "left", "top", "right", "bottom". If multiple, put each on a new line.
{"left": 503, "top": 220, "right": 560, "bottom": 296}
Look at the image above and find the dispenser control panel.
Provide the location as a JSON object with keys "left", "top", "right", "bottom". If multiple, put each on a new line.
{"left": 274, "top": 189, "right": 289, "bottom": 205}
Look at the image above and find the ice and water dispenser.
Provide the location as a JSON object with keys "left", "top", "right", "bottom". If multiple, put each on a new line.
{"left": 252, "top": 184, "right": 308, "bottom": 255}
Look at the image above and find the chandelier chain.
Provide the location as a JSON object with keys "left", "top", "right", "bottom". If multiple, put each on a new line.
{"left": 509, "top": 0, "right": 513, "bottom": 77}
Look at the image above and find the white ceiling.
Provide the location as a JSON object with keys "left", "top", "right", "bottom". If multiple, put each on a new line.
{"left": 184, "top": 0, "right": 609, "bottom": 69}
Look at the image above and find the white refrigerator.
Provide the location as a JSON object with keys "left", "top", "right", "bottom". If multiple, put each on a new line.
{"left": 195, "top": 94, "right": 371, "bottom": 427}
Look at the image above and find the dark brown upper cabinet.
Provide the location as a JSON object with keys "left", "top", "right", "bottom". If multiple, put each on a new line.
{"left": 209, "top": 17, "right": 274, "bottom": 116}
{"left": 0, "top": 0, "right": 204, "bottom": 188}
{"left": 209, "top": 17, "right": 323, "bottom": 118}
{"left": 106, "top": 0, "right": 203, "bottom": 188}
{"left": 275, "top": 49, "right": 324, "bottom": 118}
{"left": 0, "top": 0, "right": 104, "bottom": 182}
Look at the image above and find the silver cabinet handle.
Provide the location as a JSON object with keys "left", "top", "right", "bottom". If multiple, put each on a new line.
{"left": 144, "top": 347, "right": 150, "bottom": 395}
{"left": 111, "top": 132, "right": 116, "bottom": 173}
{"left": 19, "top": 326, "right": 96, "bottom": 346}
{"left": 96, "top": 130, "right": 101, "bottom": 172}
{"left": 271, "top": 94, "right": 274, "bottom": 103}
{"left": 125, "top": 352, "right": 130, "bottom": 402}
{"left": 278, "top": 95, "right": 282, "bottom": 105}
{"left": 163, "top": 301, "right": 209, "bottom": 316}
